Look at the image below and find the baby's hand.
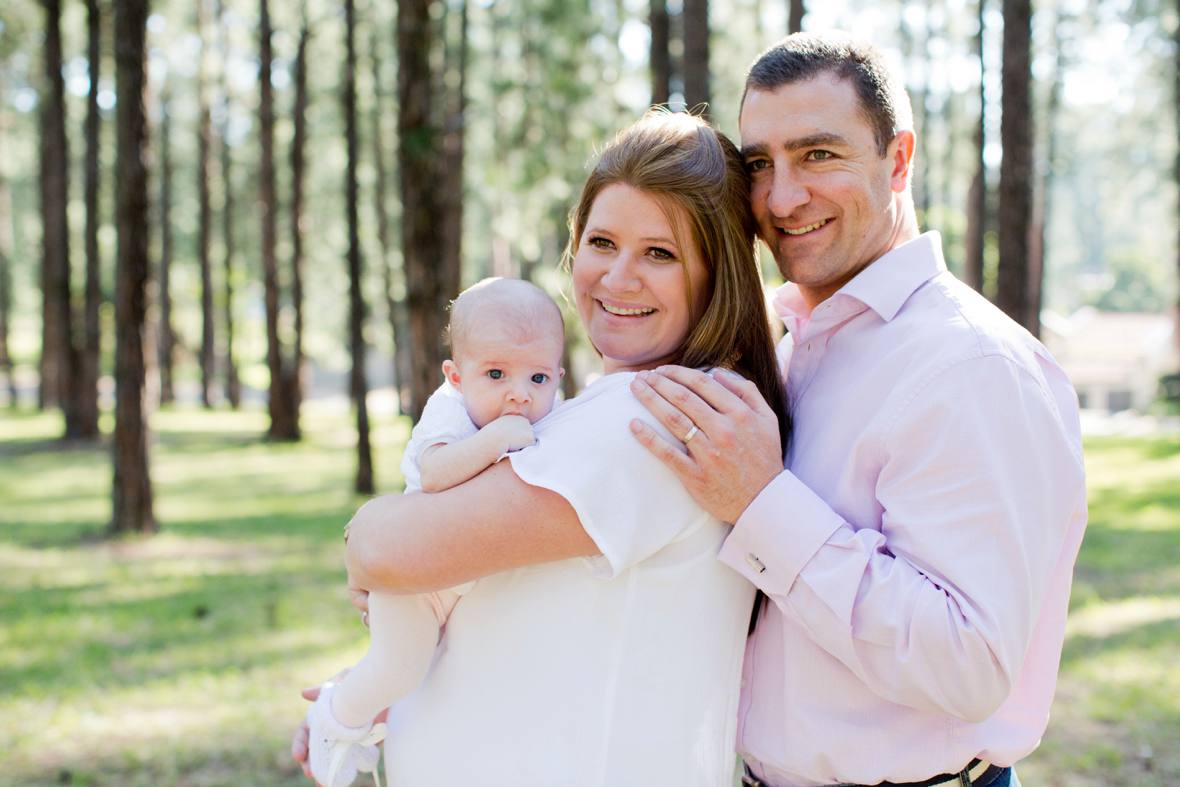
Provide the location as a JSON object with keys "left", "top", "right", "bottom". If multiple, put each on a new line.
{"left": 487, "top": 414, "right": 536, "bottom": 453}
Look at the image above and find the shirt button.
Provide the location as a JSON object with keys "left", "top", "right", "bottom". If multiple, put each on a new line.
{"left": 746, "top": 554, "right": 766, "bottom": 573}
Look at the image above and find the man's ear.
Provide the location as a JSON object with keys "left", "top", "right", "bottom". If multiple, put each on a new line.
{"left": 888, "top": 130, "right": 916, "bottom": 194}
{"left": 442, "top": 360, "right": 462, "bottom": 391}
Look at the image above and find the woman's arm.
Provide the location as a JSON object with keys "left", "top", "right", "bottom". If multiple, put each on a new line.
{"left": 346, "top": 461, "right": 599, "bottom": 593}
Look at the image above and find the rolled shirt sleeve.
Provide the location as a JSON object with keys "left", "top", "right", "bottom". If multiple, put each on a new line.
{"left": 721, "top": 353, "right": 1086, "bottom": 722}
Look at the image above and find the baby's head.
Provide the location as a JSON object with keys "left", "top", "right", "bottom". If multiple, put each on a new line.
{"left": 443, "top": 278, "right": 566, "bottom": 428}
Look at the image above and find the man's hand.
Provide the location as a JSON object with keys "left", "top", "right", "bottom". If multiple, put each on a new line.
{"left": 485, "top": 413, "right": 536, "bottom": 453}
{"left": 629, "top": 366, "right": 783, "bottom": 523}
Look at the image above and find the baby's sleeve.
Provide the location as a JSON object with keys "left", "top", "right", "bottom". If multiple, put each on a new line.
{"left": 507, "top": 375, "right": 713, "bottom": 577}
{"left": 400, "top": 383, "right": 477, "bottom": 492}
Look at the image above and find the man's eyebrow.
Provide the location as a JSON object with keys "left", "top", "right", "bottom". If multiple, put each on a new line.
{"left": 741, "top": 133, "right": 851, "bottom": 158}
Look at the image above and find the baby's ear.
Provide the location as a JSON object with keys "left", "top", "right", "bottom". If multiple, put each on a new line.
{"left": 442, "top": 360, "right": 462, "bottom": 390}
{"left": 558, "top": 367, "right": 566, "bottom": 379}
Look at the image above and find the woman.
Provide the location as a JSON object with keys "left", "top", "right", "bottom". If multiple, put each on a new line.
{"left": 296, "top": 110, "right": 788, "bottom": 786}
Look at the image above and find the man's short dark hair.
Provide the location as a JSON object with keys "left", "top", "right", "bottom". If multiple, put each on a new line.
{"left": 742, "top": 33, "right": 912, "bottom": 157}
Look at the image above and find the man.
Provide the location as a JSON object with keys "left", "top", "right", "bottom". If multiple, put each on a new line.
{"left": 631, "top": 33, "right": 1087, "bottom": 787}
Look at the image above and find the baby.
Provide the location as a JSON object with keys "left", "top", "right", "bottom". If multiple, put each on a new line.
{"left": 306, "top": 277, "right": 565, "bottom": 787}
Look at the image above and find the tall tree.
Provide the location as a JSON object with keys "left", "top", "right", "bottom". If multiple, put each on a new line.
{"left": 157, "top": 90, "right": 176, "bottom": 405}
{"left": 682, "top": 0, "right": 710, "bottom": 116}
{"left": 996, "top": 0, "right": 1034, "bottom": 332}
{"left": 0, "top": 94, "right": 13, "bottom": 407}
{"left": 788, "top": 0, "right": 805, "bottom": 34}
{"left": 650, "top": 0, "right": 671, "bottom": 105}
{"left": 964, "top": 0, "right": 987, "bottom": 292}
{"left": 38, "top": 0, "right": 77, "bottom": 428}
{"left": 1028, "top": 8, "right": 1069, "bottom": 339}
{"left": 369, "top": 28, "right": 412, "bottom": 417}
{"left": 1174, "top": 0, "right": 1180, "bottom": 368}
{"left": 216, "top": 0, "right": 240, "bottom": 408}
{"left": 196, "top": 0, "right": 215, "bottom": 407}
{"left": 111, "top": 0, "right": 155, "bottom": 534}
{"left": 283, "top": 8, "right": 310, "bottom": 421}
{"left": 77, "top": 0, "right": 102, "bottom": 437}
{"left": 440, "top": 0, "right": 467, "bottom": 325}
{"left": 259, "top": 0, "right": 298, "bottom": 439}
{"left": 399, "top": 0, "right": 456, "bottom": 420}
{"left": 345, "top": 0, "right": 373, "bottom": 493}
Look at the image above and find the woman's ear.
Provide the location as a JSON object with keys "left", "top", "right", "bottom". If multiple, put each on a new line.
{"left": 442, "top": 360, "right": 463, "bottom": 391}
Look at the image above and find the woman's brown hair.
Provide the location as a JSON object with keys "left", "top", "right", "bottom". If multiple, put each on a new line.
{"left": 567, "top": 110, "right": 790, "bottom": 451}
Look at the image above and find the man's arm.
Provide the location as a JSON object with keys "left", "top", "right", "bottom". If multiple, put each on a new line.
{"left": 346, "top": 461, "right": 599, "bottom": 594}
{"left": 633, "top": 358, "right": 1086, "bottom": 722}
{"left": 417, "top": 414, "right": 536, "bottom": 493}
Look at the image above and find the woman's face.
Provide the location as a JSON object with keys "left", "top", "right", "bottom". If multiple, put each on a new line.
{"left": 572, "top": 183, "right": 710, "bottom": 374}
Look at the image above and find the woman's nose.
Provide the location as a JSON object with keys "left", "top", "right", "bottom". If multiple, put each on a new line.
{"left": 601, "top": 253, "right": 641, "bottom": 292}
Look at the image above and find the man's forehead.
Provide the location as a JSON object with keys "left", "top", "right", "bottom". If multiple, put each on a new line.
{"left": 738, "top": 76, "right": 871, "bottom": 146}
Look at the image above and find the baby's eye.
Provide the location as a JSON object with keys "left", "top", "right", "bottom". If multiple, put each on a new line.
{"left": 487, "top": 369, "right": 504, "bottom": 380}
{"left": 531, "top": 373, "right": 549, "bottom": 385}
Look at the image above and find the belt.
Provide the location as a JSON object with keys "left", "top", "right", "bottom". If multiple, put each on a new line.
{"left": 743, "top": 759, "right": 1004, "bottom": 787}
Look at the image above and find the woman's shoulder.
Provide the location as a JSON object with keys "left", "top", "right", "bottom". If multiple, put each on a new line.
{"left": 537, "top": 372, "right": 639, "bottom": 426}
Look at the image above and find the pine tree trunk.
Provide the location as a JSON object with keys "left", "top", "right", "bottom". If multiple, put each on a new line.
{"left": 440, "top": 0, "right": 466, "bottom": 318}
{"left": 650, "top": 0, "right": 670, "bottom": 106}
{"left": 996, "top": 0, "right": 1033, "bottom": 331}
{"left": 157, "top": 91, "right": 176, "bottom": 405}
{"left": 0, "top": 104, "right": 14, "bottom": 407}
{"left": 682, "top": 0, "right": 710, "bottom": 117}
{"left": 39, "top": 0, "right": 76, "bottom": 426}
{"left": 111, "top": 0, "right": 156, "bottom": 534}
{"left": 196, "top": 0, "right": 215, "bottom": 408}
{"left": 369, "top": 29, "right": 413, "bottom": 417}
{"left": 398, "top": 0, "right": 450, "bottom": 422}
{"left": 964, "top": 0, "right": 987, "bottom": 293}
{"left": 259, "top": 0, "right": 298, "bottom": 439}
{"left": 286, "top": 13, "right": 309, "bottom": 420}
{"left": 77, "top": 0, "right": 102, "bottom": 437}
{"left": 344, "top": 0, "right": 373, "bottom": 493}
{"left": 216, "top": 0, "right": 240, "bottom": 408}
{"left": 1174, "top": 0, "right": 1180, "bottom": 369}
{"left": 788, "top": 0, "right": 804, "bottom": 34}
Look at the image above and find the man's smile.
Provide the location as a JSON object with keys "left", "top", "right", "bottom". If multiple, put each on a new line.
{"left": 779, "top": 218, "right": 833, "bottom": 236}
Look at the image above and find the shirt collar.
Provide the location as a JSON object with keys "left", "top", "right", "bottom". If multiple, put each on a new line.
{"left": 773, "top": 231, "right": 946, "bottom": 330}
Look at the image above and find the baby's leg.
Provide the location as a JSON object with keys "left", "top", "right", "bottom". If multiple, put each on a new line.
{"left": 330, "top": 592, "right": 445, "bottom": 728}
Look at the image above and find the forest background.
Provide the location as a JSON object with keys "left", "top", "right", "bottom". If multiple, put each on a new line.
{"left": 1, "top": 0, "right": 1178, "bottom": 784}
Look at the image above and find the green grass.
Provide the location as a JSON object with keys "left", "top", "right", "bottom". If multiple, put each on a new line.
{"left": 1, "top": 412, "right": 1178, "bottom": 785}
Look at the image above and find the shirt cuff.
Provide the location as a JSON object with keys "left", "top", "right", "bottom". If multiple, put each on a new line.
{"left": 719, "top": 470, "right": 846, "bottom": 596}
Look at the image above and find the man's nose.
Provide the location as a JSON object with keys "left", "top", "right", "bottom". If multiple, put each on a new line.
{"left": 766, "top": 167, "right": 809, "bottom": 218}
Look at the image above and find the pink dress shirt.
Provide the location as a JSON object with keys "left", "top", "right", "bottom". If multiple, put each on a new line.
{"left": 719, "top": 233, "right": 1088, "bottom": 786}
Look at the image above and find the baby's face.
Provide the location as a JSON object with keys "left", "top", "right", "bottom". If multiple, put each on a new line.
{"left": 447, "top": 324, "right": 564, "bottom": 429}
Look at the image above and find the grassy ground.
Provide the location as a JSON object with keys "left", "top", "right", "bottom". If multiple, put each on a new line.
{"left": 1, "top": 407, "right": 1178, "bottom": 786}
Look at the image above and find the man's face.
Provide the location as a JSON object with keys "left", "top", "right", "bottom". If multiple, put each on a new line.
{"left": 739, "top": 72, "right": 913, "bottom": 309}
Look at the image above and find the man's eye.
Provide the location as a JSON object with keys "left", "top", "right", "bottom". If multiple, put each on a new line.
{"left": 745, "top": 159, "right": 770, "bottom": 172}
{"left": 531, "top": 373, "right": 549, "bottom": 384}
{"left": 487, "top": 369, "right": 503, "bottom": 380}
{"left": 807, "top": 150, "right": 834, "bottom": 161}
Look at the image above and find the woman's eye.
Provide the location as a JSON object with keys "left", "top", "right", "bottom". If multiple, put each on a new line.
{"left": 487, "top": 369, "right": 503, "bottom": 380}
{"left": 531, "top": 373, "right": 549, "bottom": 385}
{"left": 588, "top": 236, "right": 614, "bottom": 250}
{"left": 648, "top": 246, "right": 676, "bottom": 261}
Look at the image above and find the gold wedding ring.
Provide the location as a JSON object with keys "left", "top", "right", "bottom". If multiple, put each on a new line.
{"left": 683, "top": 425, "right": 700, "bottom": 444}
